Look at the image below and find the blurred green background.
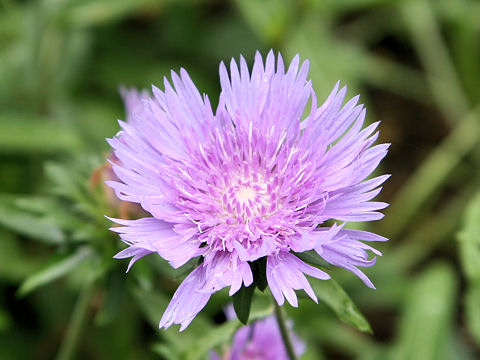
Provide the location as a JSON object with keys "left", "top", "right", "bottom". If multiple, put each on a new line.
{"left": 1, "top": 0, "right": 480, "bottom": 359}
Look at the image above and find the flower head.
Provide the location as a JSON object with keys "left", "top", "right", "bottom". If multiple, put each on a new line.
{"left": 107, "top": 51, "right": 389, "bottom": 330}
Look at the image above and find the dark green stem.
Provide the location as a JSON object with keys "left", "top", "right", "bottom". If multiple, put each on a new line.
{"left": 56, "top": 282, "right": 95, "bottom": 360}
{"left": 273, "top": 298, "right": 297, "bottom": 360}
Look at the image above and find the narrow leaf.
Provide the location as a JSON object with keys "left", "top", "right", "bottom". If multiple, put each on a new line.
{"left": 311, "top": 278, "right": 372, "bottom": 333}
{"left": 232, "top": 283, "right": 255, "bottom": 324}
{"left": 95, "top": 269, "right": 126, "bottom": 326}
{"left": 133, "top": 286, "right": 217, "bottom": 356}
{"left": 458, "top": 190, "right": 480, "bottom": 345}
{"left": 0, "top": 194, "right": 65, "bottom": 245}
{"left": 17, "top": 247, "right": 92, "bottom": 297}
{"left": 131, "top": 287, "right": 169, "bottom": 329}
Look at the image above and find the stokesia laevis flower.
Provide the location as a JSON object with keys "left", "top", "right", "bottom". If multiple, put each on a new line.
{"left": 94, "top": 87, "right": 150, "bottom": 218}
{"left": 107, "top": 51, "right": 390, "bottom": 330}
{"left": 211, "top": 312, "right": 305, "bottom": 360}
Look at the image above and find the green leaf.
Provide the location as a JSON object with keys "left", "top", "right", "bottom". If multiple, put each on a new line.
{"left": 43, "top": 159, "right": 104, "bottom": 219}
{"left": 0, "top": 194, "right": 65, "bottom": 245}
{"left": 458, "top": 191, "right": 480, "bottom": 280}
{"left": 232, "top": 283, "right": 255, "bottom": 324}
{"left": 234, "top": 0, "right": 294, "bottom": 44}
{"left": 248, "top": 290, "right": 274, "bottom": 322}
{"left": 132, "top": 286, "right": 214, "bottom": 354}
{"left": 458, "top": 190, "right": 480, "bottom": 345}
{"left": 389, "top": 263, "right": 457, "bottom": 360}
{"left": 0, "top": 230, "right": 43, "bottom": 281}
{"left": 62, "top": 0, "right": 168, "bottom": 28}
{"left": 0, "top": 113, "right": 81, "bottom": 153}
{"left": 251, "top": 257, "right": 268, "bottom": 291}
{"left": 151, "top": 343, "right": 180, "bottom": 360}
{"left": 311, "top": 278, "right": 372, "bottom": 333}
{"left": 44, "top": 162, "right": 86, "bottom": 200}
{"left": 17, "top": 247, "right": 92, "bottom": 297}
{"left": 95, "top": 269, "right": 126, "bottom": 326}
{"left": 293, "top": 250, "right": 331, "bottom": 269}
{"left": 130, "top": 287, "right": 169, "bottom": 329}
{"left": 465, "top": 286, "right": 480, "bottom": 347}
{"left": 14, "top": 195, "right": 90, "bottom": 236}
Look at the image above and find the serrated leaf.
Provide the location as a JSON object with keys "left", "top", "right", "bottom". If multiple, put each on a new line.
{"left": 14, "top": 195, "right": 90, "bottom": 236}
{"left": 17, "top": 247, "right": 92, "bottom": 297}
{"left": 43, "top": 159, "right": 104, "bottom": 219}
{"left": 232, "top": 283, "right": 255, "bottom": 324}
{"left": 311, "top": 278, "right": 372, "bottom": 333}
{"left": 44, "top": 162, "right": 84, "bottom": 199}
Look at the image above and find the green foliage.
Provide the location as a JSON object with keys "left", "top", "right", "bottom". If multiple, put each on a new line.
{"left": 0, "top": 113, "right": 82, "bottom": 153}
{"left": 312, "top": 277, "right": 372, "bottom": 333}
{"left": 17, "top": 247, "right": 92, "bottom": 297}
{"left": 388, "top": 263, "right": 457, "bottom": 360}
{"left": 459, "top": 191, "right": 480, "bottom": 346}
{"left": 0, "top": 194, "right": 65, "bottom": 245}
{"left": 183, "top": 320, "right": 242, "bottom": 360}
{"left": 1, "top": 0, "right": 480, "bottom": 358}
{"left": 232, "top": 283, "right": 256, "bottom": 324}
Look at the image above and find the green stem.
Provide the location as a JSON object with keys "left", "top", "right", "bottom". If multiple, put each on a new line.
{"left": 273, "top": 298, "right": 297, "bottom": 360}
{"left": 56, "top": 282, "right": 95, "bottom": 360}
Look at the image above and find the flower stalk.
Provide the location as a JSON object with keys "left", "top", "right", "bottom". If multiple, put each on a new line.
{"left": 274, "top": 297, "right": 297, "bottom": 360}
{"left": 56, "top": 282, "right": 95, "bottom": 360}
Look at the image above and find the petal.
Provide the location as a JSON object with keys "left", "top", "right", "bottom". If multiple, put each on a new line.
{"left": 202, "top": 252, "right": 253, "bottom": 296}
{"left": 113, "top": 246, "right": 153, "bottom": 272}
{"left": 109, "top": 217, "right": 203, "bottom": 269}
{"left": 267, "top": 251, "right": 330, "bottom": 307}
{"left": 159, "top": 265, "right": 212, "bottom": 331}
{"left": 315, "top": 228, "right": 387, "bottom": 288}
{"left": 106, "top": 69, "right": 216, "bottom": 214}
{"left": 119, "top": 86, "right": 149, "bottom": 126}
{"left": 218, "top": 51, "right": 312, "bottom": 141}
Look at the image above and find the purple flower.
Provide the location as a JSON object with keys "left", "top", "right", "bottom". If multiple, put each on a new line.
{"left": 98, "top": 87, "right": 150, "bottom": 219}
{"left": 211, "top": 314, "right": 305, "bottom": 360}
{"left": 118, "top": 86, "right": 150, "bottom": 127}
{"left": 107, "top": 51, "right": 389, "bottom": 330}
